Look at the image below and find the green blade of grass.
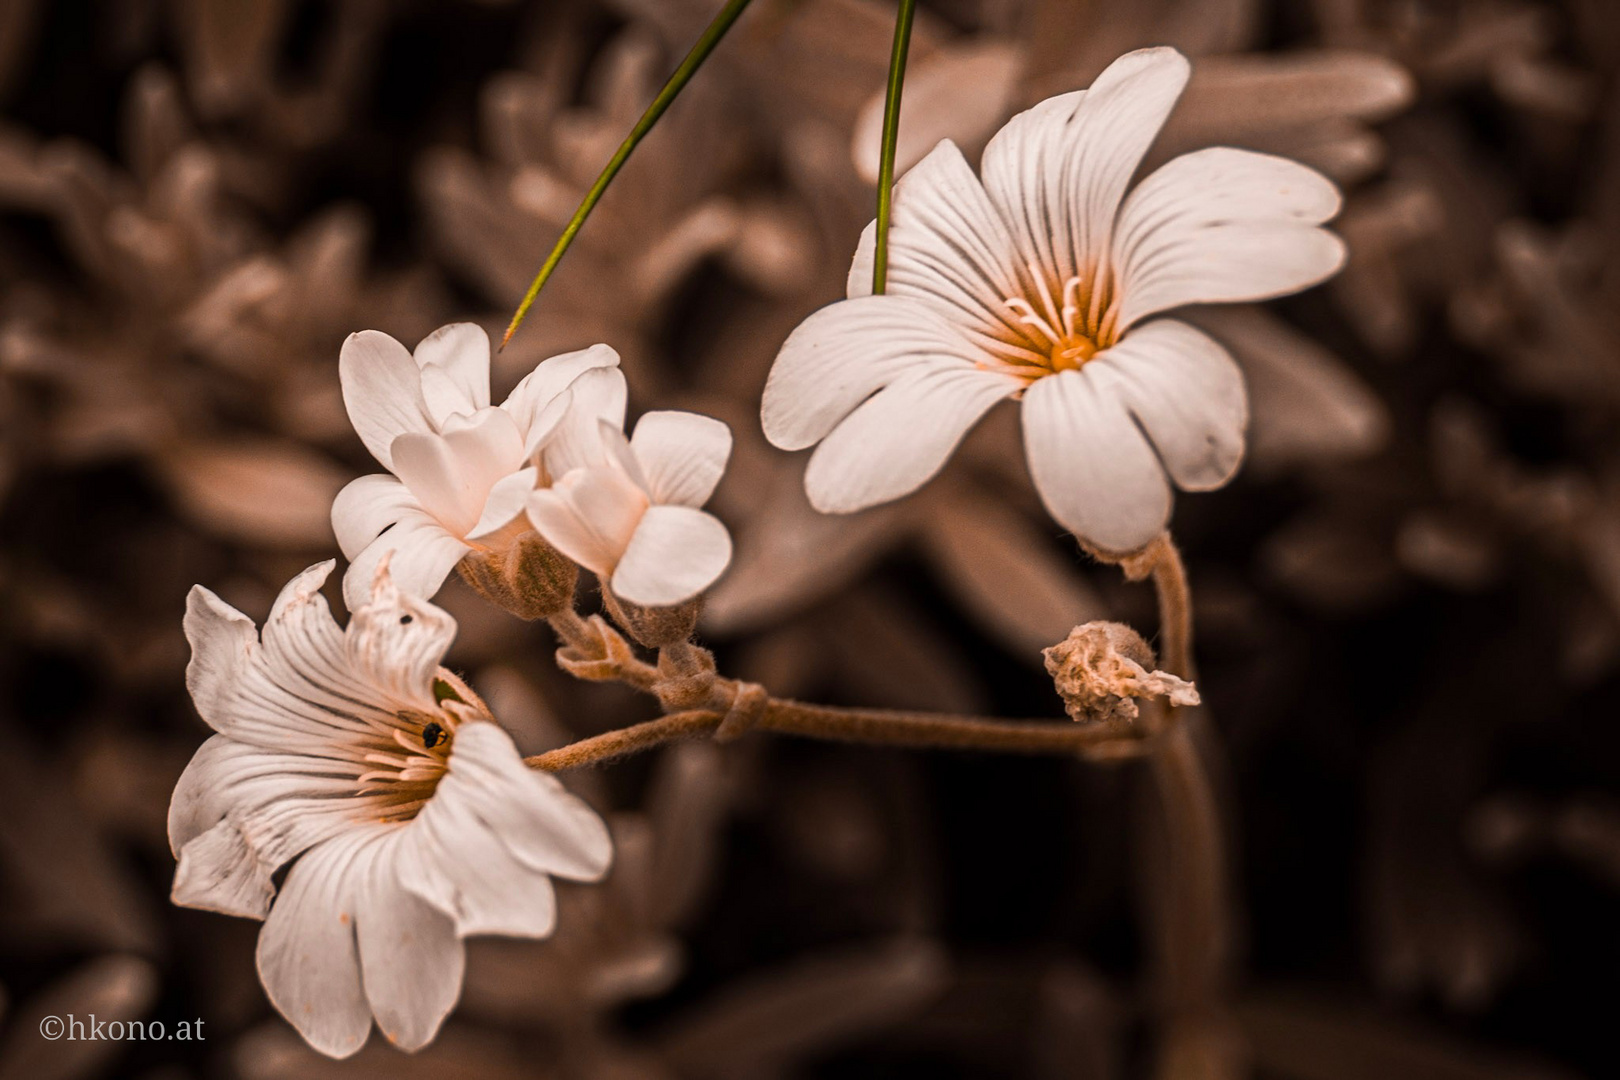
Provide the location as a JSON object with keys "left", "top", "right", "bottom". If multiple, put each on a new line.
{"left": 501, "top": 0, "right": 755, "bottom": 349}
{"left": 872, "top": 0, "right": 917, "bottom": 296}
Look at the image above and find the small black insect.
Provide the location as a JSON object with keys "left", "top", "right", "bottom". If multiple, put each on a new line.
{"left": 421, "top": 722, "right": 445, "bottom": 749}
{"left": 399, "top": 614, "right": 413, "bottom": 625}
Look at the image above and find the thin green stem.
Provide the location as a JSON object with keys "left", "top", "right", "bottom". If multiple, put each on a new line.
{"left": 871, "top": 0, "right": 917, "bottom": 295}
{"left": 501, "top": 0, "right": 754, "bottom": 349}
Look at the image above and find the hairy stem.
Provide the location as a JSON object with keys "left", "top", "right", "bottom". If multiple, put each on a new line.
{"left": 1140, "top": 536, "right": 1238, "bottom": 1075}
{"left": 501, "top": 0, "right": 754, "bottom": 348}
{"left": 528, "top": 700, "right": 1140, "bottom": 771}
{"left": 871, "top": 0, "right": 917, "bottom": 294}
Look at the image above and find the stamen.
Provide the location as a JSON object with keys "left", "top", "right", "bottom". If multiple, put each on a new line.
{"left": 1004, "top": 297, "right": 1061, "bottom": 345}
{"left": 1061, "top": 276, "right": 1084, "bottom": 339}
{"left": 1028, "top": 262, "right": 1066, "bottom": 341}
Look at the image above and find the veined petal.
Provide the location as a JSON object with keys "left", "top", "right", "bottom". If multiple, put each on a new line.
{"left": 430, "top": 723, "right": 612, "bottom": 882}
{"left": 846, "top": 141, "right": 1026, "bottom": 341}
{"left": 762, "top": 294, "right": 991, "bottom": 452}
{"left": 984, "top": 48, "right": 1190, "bottom": 283}
{"left": 612, "top": 505, "right": 733, "bottom": 607}
{"left": 979, "top": 90, "right": 1085, "bottom": 283}
{"left": 169, "top": 735, "right": 367, "bottom": 919}
{"left": 1090, "top": 319, "right": 1247, "bottom": 491}
{"left": 1113, "top": 147, "right": 1346, "bottom": 330}
{"left": 353, "top": 837, "right": 464, "bottom": 1052}
{"left": 342, "top": 516, "right": 470, "bottom": 612}
{"left": 173, "top": 819, "right": 281, "bottom": 919}
{"left": 629, "top": 411, "right": 732, "bottom": 507}
{"left": 331, "top": 474, "right": 417, "bottom": 561}
{"left": 345, "top": 564, "right": 459, "bottom": 709}
{"left": 804, "top": 365, "right": 1022, "bottom": 513}
{"left": 467, "top": 466, "right": 538, "bottom": 541}
{"left": 413, "top": 322, "right": 491, "bottom": 425}
{"left": 184, "top": 583, "right": 263, "bottom": 735}
{"left": 1022, "top": 368, "right": 1172, "bottom": 554}
{"left": 395, "top": 741, "right": 561, "bottom": 939}
{"left": 191, "top": 563, "right": 409, "bottom": 752}
{"left": 256, "top": 829, "right": 381, "bottom": 1059}
{"left": 501, "top": 345, "right": 621, "bottom": 457}
{"left": 189, "top": 561, "right": 454, "bottom": 754}
{"left": 541, "top": 367, "right": 629, "bottom": 479}
{"left": 340, "top": 331, "right": 436, "bottom": 471}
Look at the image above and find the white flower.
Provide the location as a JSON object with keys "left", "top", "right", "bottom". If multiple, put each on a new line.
{"left": 762, "top": 47, "right": 1347, "bottom": 554}
{"left": 332, "top": 321, "right": 624, "bottom": 609}
{"left": 526, "top": 410, "right": 734, "bottom": 607}
{"left": 168, "top": 561, "right": 612, "bottom": 1057}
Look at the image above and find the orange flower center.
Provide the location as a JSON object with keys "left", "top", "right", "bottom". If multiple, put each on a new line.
{"left": 995, "top": 262, "right": 1117, "bottom": 379}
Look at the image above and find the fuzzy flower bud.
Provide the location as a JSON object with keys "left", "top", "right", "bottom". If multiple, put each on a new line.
{"left": 1043, "top": 621, "right": 1200, "bottom": 724}
{"left": 603, "top": 590, "right": 701, "bottom": 648}
{"left": 456, "top": 531, "right": 579, "bottom": 620}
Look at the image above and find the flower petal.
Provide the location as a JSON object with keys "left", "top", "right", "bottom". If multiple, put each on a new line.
{"left": 391, "top": 408, "right": 525, "bottom": 537}
{"left": 1112, "top": 147, "right": 1346, "bottom": 330}
{"left": 500, "top": 344, "right": 621, "bottom": 457}
{"left": 340, "top": 331, "right": 436, "bottom": 471}
{"left": 434, "top": 723, "right": 612, "bottom": 881}
{"left": 412, "top": 322, "right": 490, "bottom": 425}
{"left": 184, "top": 582, "right": 265, "bottom": 735}
{"left": 630, "top": 411, "right": 732, "bottom": 507}
{"left": 344, "top": 559, "right": 459, "bottom": 707}
{"left": 1021, "top": 368, "right": 1172, "bottom": 554}
{"left": 611, "top": 505, "right": 733, "bottom": 607}
{"left": 466, "top": 465, "right": 539, "bottom": 541}
{"left": 983, "top": 47, "right": 1190, "bottom": 282}
{"left": 978, "top": 89, "right": 1086, "bottom": 282}
{"left": 1089, "top": 319, "right": 1247, "bottom": 491}
{"left": 256, "top": 830, "right": 380, "bottom": 1059}
{"left": 169, "top": 735, "right": 366, "bottom": 919}
{"left": 341, "top": 515, "right": 470, "bottom": 612}
{"left": 762, "top": 295, "right": 991, "bottom": 452}
{"left": 846, "top": 141, "right": 1026, "bottom": 342}
{"left": 353, "top": 838, "right": 464, "bottom": 1052}
{"left": 803, "top": 365, "right": 1022, "bottom": 513}
{"left": 525, "top": 464, "right": 647, "bottom": 577}
{"left": 331, "top": 474, "right": 417, "bottom": 561}
{"left": 394, "top": 754, "right": 561, "bottom": 939}
{"left": 541, "top": 367, "right": 628, "bottom": 478}
{"left": 189, "top": 563, "right": 420, "bottom": 752}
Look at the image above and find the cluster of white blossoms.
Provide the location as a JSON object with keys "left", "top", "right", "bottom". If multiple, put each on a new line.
{"left": 169, "top": 45, "right": 1346, "bottom": 1059}
{"left": 763, "top": 47, "right": 1345, "bottom": 554}
{"left": 331, "top": 322, "right": 734, "bottom": 611}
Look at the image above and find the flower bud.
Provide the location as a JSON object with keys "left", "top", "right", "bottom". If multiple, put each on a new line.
{"left": 456, "top": 531, "right": 578, "bottom": 620}
{"left": 1042, "top": 621, "right": 1200, "bottom": 724}
{"left": 603, "top": 590, "right": 700, "bottom": 648}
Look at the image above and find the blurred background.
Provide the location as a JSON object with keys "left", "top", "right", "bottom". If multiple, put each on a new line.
{"left": 1, "top": 0, "right": 1617, "bottom": 1076}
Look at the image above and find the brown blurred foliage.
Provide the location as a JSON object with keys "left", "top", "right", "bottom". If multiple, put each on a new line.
{"left": 0, "top": 0, "right": 1617, "bottom": 1077}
